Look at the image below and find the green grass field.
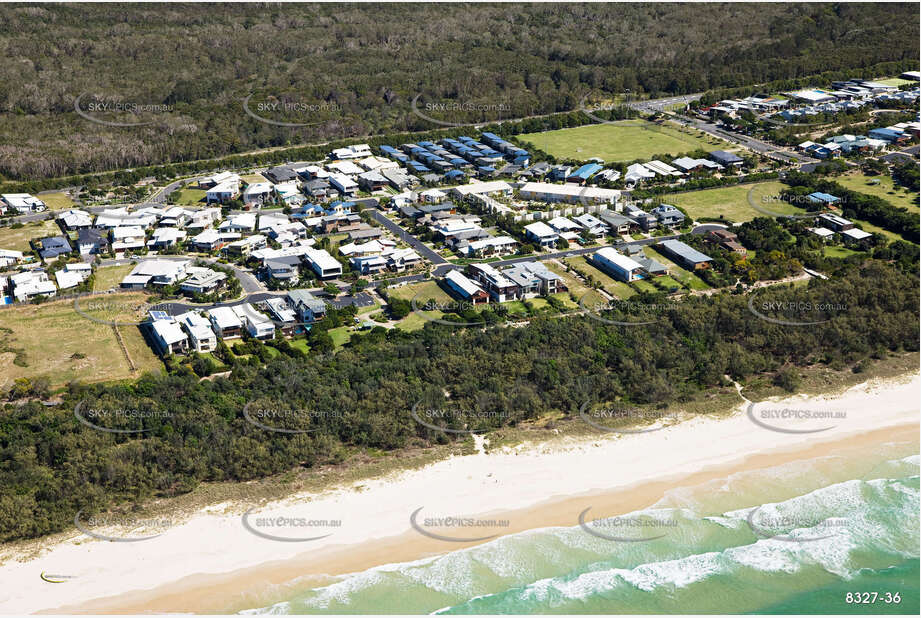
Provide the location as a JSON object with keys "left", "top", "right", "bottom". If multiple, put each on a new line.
{"left": 0, "top": 291, "right": 161, "bottom": 389}
{"left": 822, "top": 246, "right": 863, "bottom": 259}
{"left": 834, "top": 172, "right": 919, "bottom": 213}
{"left": 518, "top": 120, "right": 726, "bottom": 163}
{"left": 173, "top": 187, "right": 207, "bottom": 205}
{"left": 38, "top": 192, "right": 77, "bottom": 210}
{"left": 669, "top": 181, "right": 801, "bottom": 223}
{"left": 387, "top": 279, "right": 454, "bottom": 305}
{"left": 0, "top": 219, "right": 62, "bottom": 253}
{"left": 93, "top": 263, "right": 135, "bottom": 291}
{"left": 544, "top": 262, "right": 606, "bottom": 307}
{"left": 877, "top": 77, "right": 915, "bottom": 87}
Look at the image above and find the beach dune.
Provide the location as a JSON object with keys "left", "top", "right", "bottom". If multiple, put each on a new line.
{"left": 0, "top": 373, "right": 917, "bottom": 614}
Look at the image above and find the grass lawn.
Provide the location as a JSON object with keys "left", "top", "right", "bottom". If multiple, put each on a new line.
{"left": 38, "top": 192, "right": 76, "bottom": 210}
{"left": 643, "top": 246, "right": 711, "bottom": 290}
{"left": 328, "top": 326, "right": 352, "bottom": 349}
{"left": 240, "top": 173, "right": 268, "bottom": 184}
{"left": 173, "top": 187, "right": 207, "bottom": 205}
{"left": 550, "top": 292, "right": 579, "bottom": 309}
{"left": 501, "top": 300, "right": 529, "bottom": 316}
{"left": 0, "top": 219, "right": 61, "bottom": 253}
{"left": 395, "top": 309, "right": 445, "bottom": 332}
{"left": 387, "top": 279, "right": 454, "bottom": 305}
{"left": 669, "top": 181, "right": 801, "bottom": 223}
{"left": 630, "top": 279, "right": 659, "bottom": 294}
{"left": 93, "top": 263, "right": 135, "bottom": 291}
{"left": 654, "top": 275, "right": 684, "bottom": 291}
{"left": 877, "top": 77, "right": 915, "bottom": 87}
{"left": 822, "top": 245, "right": 862, "bottom": 259}
{"left": 0, "top": 291, "right": 161, "bottom": 389}
{"left": 518, "top": 119, "right": 725, "bottom": 163}
{"left": 544, "top": 261, "right": 606, "bottom": 307}
{"left": 834, "top": 172, "right": 919, "bottom": 213}
{"left": 565, "top": 256, "right": 637, "bottom": 299}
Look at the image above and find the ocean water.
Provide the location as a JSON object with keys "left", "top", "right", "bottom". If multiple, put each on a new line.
{"left": 240, "top": 441, "right": 920, "bottom": 615}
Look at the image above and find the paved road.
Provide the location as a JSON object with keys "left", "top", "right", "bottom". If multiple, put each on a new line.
{"left": 368, "top": 210, "right": 449, "bottom": 267}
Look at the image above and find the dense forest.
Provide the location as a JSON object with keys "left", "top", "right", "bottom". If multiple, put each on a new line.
{"left": 1, "top": 261, "right": 918, "bottom": 543}
{"left": 0, "top": 2, "right": 918, "bottom": 179}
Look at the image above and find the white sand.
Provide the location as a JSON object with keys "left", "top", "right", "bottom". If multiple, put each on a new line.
{"left": 0, "top": 373, "right": 917, "bottom": 614}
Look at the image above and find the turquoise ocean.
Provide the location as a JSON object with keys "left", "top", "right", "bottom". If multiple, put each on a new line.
{"left": 239, "top": 439, "right": 919, "bottom": 615}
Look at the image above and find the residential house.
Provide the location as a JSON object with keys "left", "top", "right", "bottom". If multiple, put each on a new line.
{"left": 1, "top": 193, "right": 46, "bottom": 213}
{"left": 232, "top": 303, "right": 275, "bottom": 340}
{"left": 38, "top": 236, "right": 72, "bottom": 261}
{"left": 518, "top": 181, "right": 620, "bottom": 205}
{"left": 179, "top": 267, "right": 227, "bottom": 295}
{"left": 0, "top": 249, "right": 24, "bottom": 268}
{"left": 264, "top": 297, "right": 298, "bottom": 336}
{"left": 444, "top": 269, "right": 489, "bottom": 304}
{"left": 148, "top": 317, "right": 189, "bottom": 356}
{"left": 263, "top": 255, "right": 302, "bottom": 284}
{"left": 592, "top": 247, "right": 645, "bottom": 282}
{"left": 657, "top": 239, "right": 712, "bottom": 270}
{"left": 287, "top": 289, "right": 327, "bottom": 323}
{"left": 77, "top": 228, "right": 108, "bottom": 255}
{"left": 303, "top": 248, "right": 342, "bottom": 279}
{"left": 573, "top": 213, "right": 608, "bottom": 237}
{"left": 58, "top": 209, "right": 93, "bottom": 230}
{"left": 651, "top": 204, "right": 686, "bottom": 228}
{"left": 816, "top": 213, "right": 855, "bottom": 232}
{"left": 466, "top": 263, "right": 518, "bottom": 302}
{"left": 121, "top": 259, "right": 190, "bottom": 288}
{"left": 207, "top": 306, "right": 243, "bottom": 339}
{"left": 224, "top": 234, "right": 267, "bottom": 257}
{"left": 243, "top": 182, "right": 275, "bottom": 206}
{"left": 524, "top": 221, "right": 560, "bottom": 249}
{"left": 147, "top": 227, "right": 187, "bottom": 249}
{"left": 11, "top": 271, "right": 56, "bottom": 302}
{"left": 176, "top": 311, "right": 217, "bottom": 353}
{"left": 501, "top": 261, "right": 565, "bottom": 298}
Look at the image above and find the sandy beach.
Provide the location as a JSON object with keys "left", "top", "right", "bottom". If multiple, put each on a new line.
{"left": 1, "top": 372, "right": 917, "bottom": 615}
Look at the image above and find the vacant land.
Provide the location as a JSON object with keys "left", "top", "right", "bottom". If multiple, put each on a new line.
{"left": 565, "top": 256, "right": 637, "bottom": 299}
{"left": 173, "top": 187, "right": 207, "bottom": 206}
{"left": 0, "top": 292, "right": 161, "bottom": 389}
{"left": 544, "top": 261, "right": 606, "bottom": 307}
{"left": 386, "top": 279, "right": 454, "bottom": 305}
{"left": 823, "top": 246, "right": 863, "bottom": 259}
{"left": 38, "top": 192, "right": 77, "bottom": 210}
{"left": 668, "top": 181, "right": 800, "bottom": 223}
{"left": 835, "top": 172, "right": 919, "bottom": 213}
{"left": 93, "top": 263, "right": 135, "bottom": 291}
{"left": 518, "top": 120, "right": 724, "bottom": 163}
{"left": 0, "top": 219, "right": 61, "bottom": 253}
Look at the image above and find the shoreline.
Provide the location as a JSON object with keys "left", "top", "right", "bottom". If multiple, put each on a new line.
{"left": 0, "top": 372, "right": 917, "bottom": 614}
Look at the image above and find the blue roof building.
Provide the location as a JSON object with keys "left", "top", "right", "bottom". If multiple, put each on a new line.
{"left": 807, "top": 192, "right": 841, "bottom": 205}
{"left": 567, "top": 163, "right": 604, "bottom": 182}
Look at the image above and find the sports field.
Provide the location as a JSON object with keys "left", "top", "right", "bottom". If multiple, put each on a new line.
{"left": 518, "top": 120, "right": 726, "bottom": 162}
{"left": 835, "top": 172, "right": 919, "bottom": 213}
{"left": 668, "top": 181, "right": 802, "bottom": 223}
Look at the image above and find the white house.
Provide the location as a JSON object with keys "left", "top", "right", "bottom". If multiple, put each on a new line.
{"left": 232, "top": 303, "right": 275, "bottom": 340}
{"left": 524, "top": 221, "right": 560, "bottom": 248}
{"left": 1, "top": 194, "right": 46, "bottom": 213}
{"left": 176, "top": 311, "right": 217, "bottom": 353}
{"left": 303, "top": 248, "right": 342, "bottom": 279}
{"left": 592, "top": 247, "right": 644, "bottom": 282}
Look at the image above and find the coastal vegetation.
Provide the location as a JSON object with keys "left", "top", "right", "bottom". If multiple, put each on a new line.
{"left": 1, "top": 260, "right": 917, "bottom": 543}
